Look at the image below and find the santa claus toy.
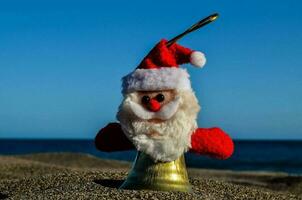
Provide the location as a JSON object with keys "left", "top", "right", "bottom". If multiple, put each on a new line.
{"left": 95, "top": 13, "right": 234, "bottom": 192}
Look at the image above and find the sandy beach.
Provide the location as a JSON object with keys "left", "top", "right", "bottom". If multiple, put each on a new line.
{"left": 0, "top": 153, "right": 301, "bottom": 200}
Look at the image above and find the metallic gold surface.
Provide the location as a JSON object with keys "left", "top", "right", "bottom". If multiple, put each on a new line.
{"left": 120, "top": 152, "right": 191, "bottom": 192}
{"left": 210, "top": 14, "right": 219, "bottom": 21}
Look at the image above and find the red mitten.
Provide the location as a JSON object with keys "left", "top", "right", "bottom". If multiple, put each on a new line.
{"left": 190, "top": 127, "right": 234, "bottom": 159}
{"left": 95, "top": 122, "right": 135, "bottom": 152}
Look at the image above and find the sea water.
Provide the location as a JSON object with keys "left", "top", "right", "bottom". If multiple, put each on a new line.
{"left": 0, "top": 139, "right": 301, "bottom": 174}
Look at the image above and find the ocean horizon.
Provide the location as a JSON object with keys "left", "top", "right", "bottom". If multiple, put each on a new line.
{"left": 1, "top": 139, "right": 301, "bottom": 175}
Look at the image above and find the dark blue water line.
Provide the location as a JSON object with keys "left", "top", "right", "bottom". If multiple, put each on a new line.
{"left": 0, "top": 139, "right": 301, "bottom": 174}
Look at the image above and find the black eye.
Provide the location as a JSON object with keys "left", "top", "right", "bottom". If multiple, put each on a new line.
{"left": 141, "top": 96, "right": 150, "bottom": 104}
{"left": 156, "top": 94, "right": 165, "bottom": 102}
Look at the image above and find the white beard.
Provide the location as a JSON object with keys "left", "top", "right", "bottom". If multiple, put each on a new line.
{"left": 117, "top": 90, "right": 200, "bottom": 162}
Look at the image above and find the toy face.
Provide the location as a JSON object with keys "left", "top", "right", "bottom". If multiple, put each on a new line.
{"left": 117, "top": 89, "right": 200, "bottom": 162}
{"left": 136, "top": 90, "right": 176, "bottom": 113}
{"left": 125, "top": 90, "right": 180, "bottom": 123}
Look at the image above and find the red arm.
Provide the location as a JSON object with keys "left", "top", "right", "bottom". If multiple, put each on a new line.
{"left": 190, "top": 127, "right": 234, "bottom": 159}
{"left": 95, "top": 122, "right": 135, "bottom": 152}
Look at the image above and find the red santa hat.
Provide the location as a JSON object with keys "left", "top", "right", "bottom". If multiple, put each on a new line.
{"left": 122, "top": 39, "right": 206, "bottom": 94}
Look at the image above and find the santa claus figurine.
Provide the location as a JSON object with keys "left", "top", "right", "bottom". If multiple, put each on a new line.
{"left": 95, "top": 14, "right": 234, "bottom": 192}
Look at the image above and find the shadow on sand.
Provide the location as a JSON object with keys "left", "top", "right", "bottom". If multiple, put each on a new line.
{"left": 0, "top": 193, "right": 8, "bottom": 200}
{"left": 94, "top": 179, "right": 124, "bottom": 189}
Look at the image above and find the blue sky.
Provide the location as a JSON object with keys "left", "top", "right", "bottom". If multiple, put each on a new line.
{"left": 0, "top": 0, "right": 301, "bottom": 139}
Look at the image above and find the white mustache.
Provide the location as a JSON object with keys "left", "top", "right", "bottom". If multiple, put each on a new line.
{"left": 127, "top": 97, "right": 180, "bottom": 120}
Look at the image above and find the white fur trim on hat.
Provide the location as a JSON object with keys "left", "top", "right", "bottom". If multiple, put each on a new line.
{"left": 122, "top": 68, "right": 192, "bottom": 94}
{"left": 190, "top": 51, "right": 206, "bottom": 68}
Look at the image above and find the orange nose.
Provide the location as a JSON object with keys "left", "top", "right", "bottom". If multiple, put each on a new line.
{"left": 148, "top": 99, "right": 161, "bottom": 112}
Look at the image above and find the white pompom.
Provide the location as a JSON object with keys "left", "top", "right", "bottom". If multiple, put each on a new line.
{"left": 190, "top": 51, "right": 206, "bottom": 68}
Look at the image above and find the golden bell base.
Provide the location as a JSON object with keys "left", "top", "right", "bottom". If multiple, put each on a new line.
{"left": 120, "top": 152, "right": 191, "bottom": 192}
